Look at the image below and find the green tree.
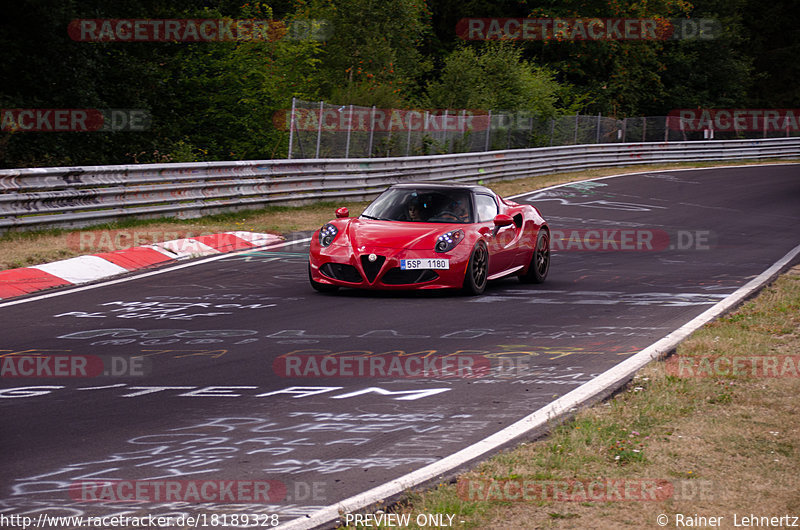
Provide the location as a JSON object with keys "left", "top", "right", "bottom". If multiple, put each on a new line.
{"left": 657, "top": 0, "right": 752, "bottom": 113}
{"left": 519, "top": 0, "right": 695, "bottom": 115}
{"left": 424, "top": 43, "right": 563, "bottom": 117}
{"left": 313, "top": 0, "right": 431, "bottom": 107}
{"left": 0, "top": 0, "right": 191, "bottom": 167}
{"left": 0, "top": 0, "right": 323, "bottom": 167}
{"left": 740, "top": 0, "right": 799, "bottom": 107}
{"left": 161, "top": 3, "right": 322, "bottom": 161}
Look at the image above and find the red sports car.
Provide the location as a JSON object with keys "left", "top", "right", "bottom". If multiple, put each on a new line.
{"left": 308, "top": 182, "right": 550, "bottom": 294}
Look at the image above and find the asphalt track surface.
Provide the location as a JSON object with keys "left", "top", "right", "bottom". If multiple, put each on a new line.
{"left": 1, "top": 164, "right": 798, "bottom": 529}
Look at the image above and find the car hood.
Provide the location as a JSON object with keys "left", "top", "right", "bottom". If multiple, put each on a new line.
{"left": 335, "top": 218, "right": 460, "bottom": 251}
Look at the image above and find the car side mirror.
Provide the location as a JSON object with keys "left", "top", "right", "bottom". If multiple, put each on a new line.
{"left": 335, "top": 207, "right": 349, "bottom": 218}
{"left": 493, "top": 214, "right": 513, "bottom": 227}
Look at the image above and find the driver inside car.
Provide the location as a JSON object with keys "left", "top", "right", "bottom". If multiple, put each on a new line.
{"left": 444, "top": 197, "right": 470, "bottom": 222}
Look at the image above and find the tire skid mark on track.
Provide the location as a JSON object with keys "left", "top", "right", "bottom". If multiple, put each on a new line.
{"left": 1, "top": 164, "right": 799, "bottom": 529}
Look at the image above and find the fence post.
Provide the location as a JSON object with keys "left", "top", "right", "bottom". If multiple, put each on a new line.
{"left": 345, "top": 104, "right": 353, "bottom": 158}
{"left": 573, "top": 113, "right": 579, "bottom": 144}
{"left": 315, "top": 100, "right": 324, "bottom": 158}
{"left": 596, "top": 112, "right": 601, "bottom": 143}
{"left": 622, "top": 118, "right": 627, "bottom": 143}
{"left": 385, "top": 109, "right": 393, "bottom": 157}
{"left": 664, "top": 116, "right": 669, "bottom": 142}
{"left": 287, "top": 97, "right": 296, "bottom": 159}
{"left": 423, "top": 110, "right": 430, "bottom": 155}
{"left": 528, "top": 113, "right": 533, "bottom": 148}
{"left": 549, "top": 118, "right": 555, "bottom": 146}
{"left": 485, "top": 110, "right": 492, "bottom": 151}
{"left": 367, "top": 105, "right": 376, "bottom": 157}
{"left": 642, "top": 118, "right": 647, "bottom": 142}
{"left": 405, "top": 110, "right": 413, "bottom": 156}
{"left": 461, "top": 110, "right": 467, "bottom": 152}
{"left": 442, "top": 109, "right": 449, "bottom": 150}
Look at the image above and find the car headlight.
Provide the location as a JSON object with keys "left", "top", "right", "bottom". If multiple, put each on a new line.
{"left": 319, "top": 223, "right": 338, "bottom": 247}
{"left": 435, "top": 229, "right": 464, "bottom": 253}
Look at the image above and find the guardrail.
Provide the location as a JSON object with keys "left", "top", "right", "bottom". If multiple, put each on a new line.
{"left": 1, "top": 137, "right": 798, "bottom": 231}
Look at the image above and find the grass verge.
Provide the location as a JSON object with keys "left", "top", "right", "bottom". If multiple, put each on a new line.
{"left": 343, "top": 265, "right": 800, "bottom": 529}
{"left": 1, "top": 159, "right": 796, "bottom": 271}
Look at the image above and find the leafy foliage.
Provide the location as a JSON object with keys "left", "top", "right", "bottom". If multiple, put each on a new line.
{"left": 424, "top": 43, "right": 562, "bottom": 117}
{"left": 0, "top": 0, "right": 791, "bottom": 167}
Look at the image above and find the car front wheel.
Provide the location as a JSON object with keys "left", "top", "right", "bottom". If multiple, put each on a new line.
{"left": 462, "top": 241, "right": 489, "bottom": 295}
{"left": 520, "top": 229, "right": 549, "bottom": 284}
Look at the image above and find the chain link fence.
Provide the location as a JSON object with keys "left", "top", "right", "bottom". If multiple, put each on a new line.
{"left": 282, "top": 99, "right": 800, "bottom": 159}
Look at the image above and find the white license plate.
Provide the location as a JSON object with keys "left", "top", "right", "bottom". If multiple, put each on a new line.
{"left": 401, "top": 258, "right": 450, "bottom": 270}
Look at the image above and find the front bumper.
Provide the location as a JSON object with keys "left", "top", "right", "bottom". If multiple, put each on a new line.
{"left": 309, "top": 244, "right": 469, "bottom": 290}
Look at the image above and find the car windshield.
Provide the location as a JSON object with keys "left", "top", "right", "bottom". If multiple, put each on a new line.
{"left": 361, "top": 188, "right": 474, "bottom": 223}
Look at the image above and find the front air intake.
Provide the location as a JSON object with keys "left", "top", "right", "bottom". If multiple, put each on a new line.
{"left": 360, "top": 255, "right": 386, "bottom": 283}
{"left": 319, "top": 263, "right": 362, "bottom": 283}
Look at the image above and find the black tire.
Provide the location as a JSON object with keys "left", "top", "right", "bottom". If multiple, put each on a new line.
{"left": 462, "top": 241, "right": 489, "bottom": 295}
{"left": 309, "top": 263, "right": 339, "bottom": 293}
{"left": 519, "top": 229, "right": 549, "bottom": 284}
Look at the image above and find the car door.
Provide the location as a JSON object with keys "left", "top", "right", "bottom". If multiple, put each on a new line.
{"left": 474, "top": 193, "right": 518, "bottom": 275}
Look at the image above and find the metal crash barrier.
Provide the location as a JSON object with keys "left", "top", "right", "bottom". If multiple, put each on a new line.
{"left": 1, "top": 137, "right": 798, "bottom": 231}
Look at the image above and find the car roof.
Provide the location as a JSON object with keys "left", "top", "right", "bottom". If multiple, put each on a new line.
{"left": 389, "top": 181, "right": 495, "bottom": 195}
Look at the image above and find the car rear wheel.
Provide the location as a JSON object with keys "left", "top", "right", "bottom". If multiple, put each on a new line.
{"left": 520, "top": 229, "right": 549, "bottom": 284}
{"left": 462, "top": 241, "right": 488, "bottom": 295}
{"left": 309, "top": 263, "right": 339, "bottom": 293}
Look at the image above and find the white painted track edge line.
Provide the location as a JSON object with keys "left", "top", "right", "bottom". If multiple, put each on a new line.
{"left": 278, "top": 241, "right": 800, "bottom": 530}
{"left": 0, "top": 237, "right": 312, "bottom": 308}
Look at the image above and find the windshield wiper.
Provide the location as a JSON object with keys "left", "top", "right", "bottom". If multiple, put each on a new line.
{"left": 361, "top": 214, "right": 393, "bottom": 221}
